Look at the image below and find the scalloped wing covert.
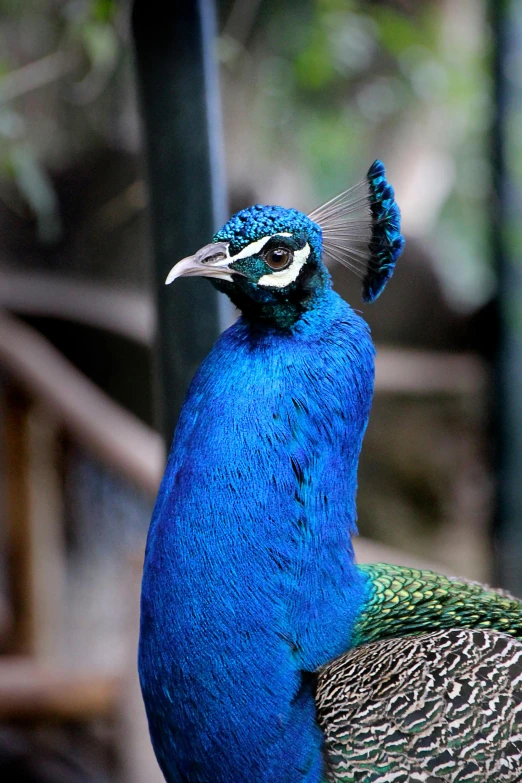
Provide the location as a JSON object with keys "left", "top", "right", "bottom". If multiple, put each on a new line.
{"left": 316, "top": 628, "right": 522, "bottom": 783}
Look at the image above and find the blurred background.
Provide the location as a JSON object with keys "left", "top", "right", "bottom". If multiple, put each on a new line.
{"left": 0, "top": 0, "right": 521, "bottom": 779}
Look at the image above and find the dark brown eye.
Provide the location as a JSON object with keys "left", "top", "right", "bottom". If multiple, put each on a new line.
{"left": 264, "top": 247, "right": 293, "bottom": 270}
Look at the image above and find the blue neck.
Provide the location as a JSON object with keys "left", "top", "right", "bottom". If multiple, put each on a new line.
{"left": 139, "top": 287, "right": 374, "bottom": 783}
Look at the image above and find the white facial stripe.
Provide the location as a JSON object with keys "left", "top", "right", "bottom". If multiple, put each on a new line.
{"left": 230, "top": 233, "right": 293, "bottom": 262}
{"left": 257, "top": 243, "right": 311, "bottom": 288}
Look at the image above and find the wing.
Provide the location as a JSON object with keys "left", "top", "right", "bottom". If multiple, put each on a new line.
{"left": 316, "top": 628, "right": 522, "bottom": 783}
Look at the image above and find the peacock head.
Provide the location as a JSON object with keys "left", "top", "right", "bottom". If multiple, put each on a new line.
{"left": 166, "top": 161, "right": 405, "bottom": 327}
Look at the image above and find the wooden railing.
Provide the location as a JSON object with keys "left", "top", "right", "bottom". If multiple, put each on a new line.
{"left": 0, "top": 309, "right": 164, "bottom": 496}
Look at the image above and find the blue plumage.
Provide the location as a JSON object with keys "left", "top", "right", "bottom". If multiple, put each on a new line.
{"left": 139, "top": 167, "right": 401, "bottom": 783}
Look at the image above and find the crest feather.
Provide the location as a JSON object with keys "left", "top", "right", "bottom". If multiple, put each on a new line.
{"left": 308, "top": 160, "right": 405, "bottom": 303}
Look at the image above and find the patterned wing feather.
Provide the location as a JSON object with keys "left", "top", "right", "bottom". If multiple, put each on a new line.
{"left": 316, "top": 629, "right": 522, "bottom": 783}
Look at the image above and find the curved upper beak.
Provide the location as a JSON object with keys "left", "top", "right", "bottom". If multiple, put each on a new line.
{"left": 165, "top": 241, "right": 236, "bottom": 285}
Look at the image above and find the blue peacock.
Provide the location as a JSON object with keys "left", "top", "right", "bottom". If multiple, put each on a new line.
{"left": 139, "top": 161, "right": 522, "bottom": 783}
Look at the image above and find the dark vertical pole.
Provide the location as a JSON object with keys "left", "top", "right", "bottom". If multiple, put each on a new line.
{"left": 132, "top": 0, "right": 227, "bottom": 446}
{"left": 491, "top": 0, "right": 522, "bottom": 594}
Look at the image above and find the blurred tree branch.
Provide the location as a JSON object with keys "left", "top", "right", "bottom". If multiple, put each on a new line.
{"left": 0, "top": 51, "right": 78, "bottom": 105}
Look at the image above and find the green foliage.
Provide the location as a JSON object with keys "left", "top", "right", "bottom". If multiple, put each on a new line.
{"left": 91, "top": 0, "right": 117, "bottom": 24}
{"left": 375, "top": 5, "right": 438, "bottom": 56}
{"left": 8, "top": 144, "right": 62, "bottom": 243}
{"left": 294, "top": 27, "right": 337, "bottom": 90}
{"left": 78, "top": 20, "right": 118, "bottom": 70}
{"left": 0, "top": 0, "right": 124, "bottom": 244}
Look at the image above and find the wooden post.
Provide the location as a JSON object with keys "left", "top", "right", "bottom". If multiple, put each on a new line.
{"left": 4, "top": 392, "right": 36, "bottom": 654}
{"left": 4, "top": 393, "right": 66, "bottom": 657}
{"left": 25, "top": 407, "right": 66, "bottom": 661}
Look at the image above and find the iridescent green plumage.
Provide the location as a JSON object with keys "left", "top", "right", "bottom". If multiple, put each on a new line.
{"left": 352, "top": 563, "right": 522, "bottom": 646}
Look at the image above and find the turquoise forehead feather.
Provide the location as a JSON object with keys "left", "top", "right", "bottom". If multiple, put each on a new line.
{"left": 308, "top": 159, "right": 405, "bottom": 303}
{"left": 214, "top": 204, "right": 322, "bottom": 256}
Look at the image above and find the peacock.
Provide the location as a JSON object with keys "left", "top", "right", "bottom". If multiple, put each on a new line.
{"left": 139, "top": 161, "right": 522, "bottom": 783}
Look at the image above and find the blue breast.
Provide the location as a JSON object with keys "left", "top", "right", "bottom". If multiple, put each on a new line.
{"left": 139, "top": 287, "right": 374, "bottom": 783}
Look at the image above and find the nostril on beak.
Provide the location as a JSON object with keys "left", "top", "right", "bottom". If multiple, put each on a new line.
{"left": 194, "top": 241, "right": 231, "bottom": 266}
{"left": 201, "top": 252, "right": 226, "bottom": 264}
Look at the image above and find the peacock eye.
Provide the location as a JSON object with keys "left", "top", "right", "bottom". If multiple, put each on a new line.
{"left": 264, "top": 247, "right": 293, "bottom": 271}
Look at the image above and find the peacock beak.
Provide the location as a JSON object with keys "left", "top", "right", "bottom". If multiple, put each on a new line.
{"left": 165, "top": 241, "right": 237, "bottom": 284}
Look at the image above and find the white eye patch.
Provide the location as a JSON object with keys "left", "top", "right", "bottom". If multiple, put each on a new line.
{"left": 229, "top": 233, "right": 311, "bottom": 289}
{"left": 257, "top": 243, "right": 311, "bottom": 288}
{"left": 229, "top": 233, "right": 293, "bottom": 262}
